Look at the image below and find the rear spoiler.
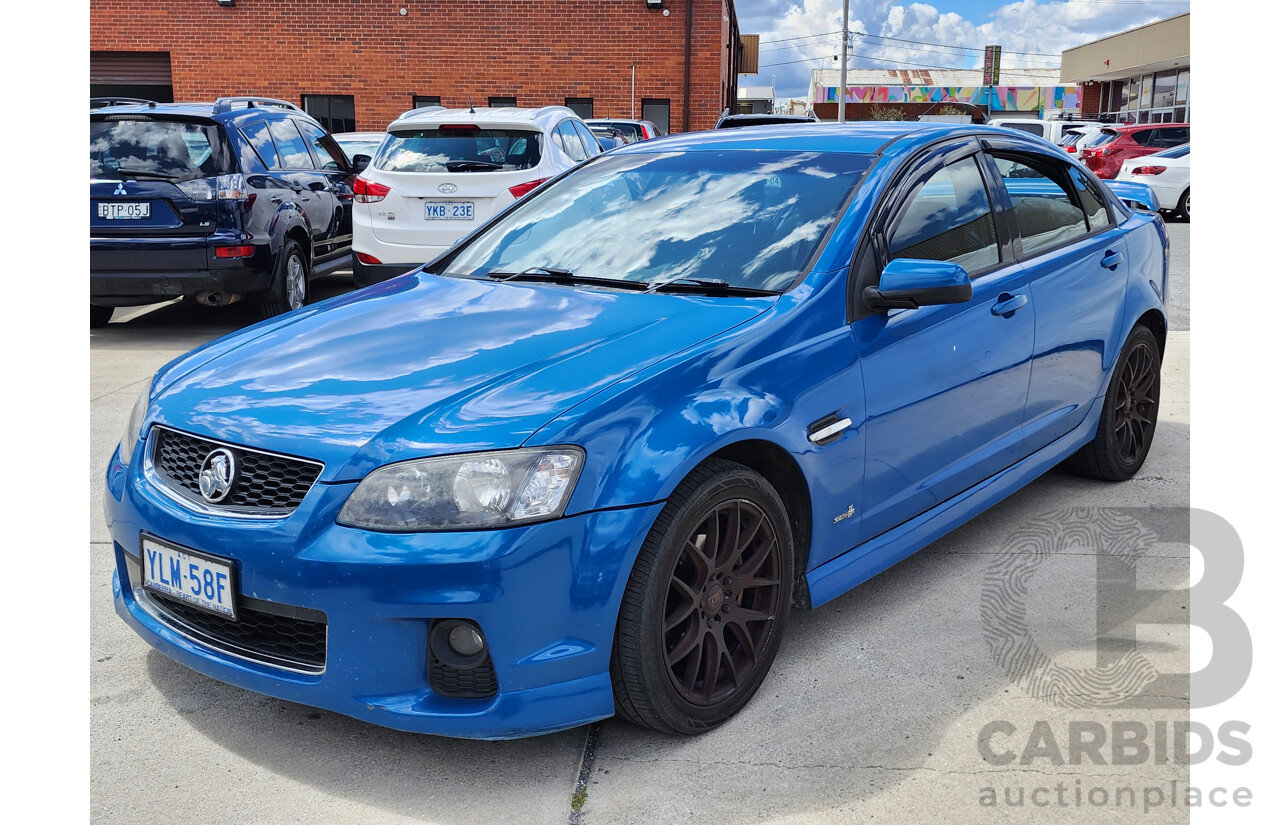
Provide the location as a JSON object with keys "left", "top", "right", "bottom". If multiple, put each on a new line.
{"left": 1104, "top": 181, "right": 1160, "bottom": 214}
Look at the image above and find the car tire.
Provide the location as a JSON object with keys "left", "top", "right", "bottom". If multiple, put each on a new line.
{"left": 610, "top": 458, "right": 794, "bottom": 735}
{"left": 260, "top": 239, "right": 310, "bottom": 319}
{"left": 90, "top": 305, "right": 114, "bottom": 328}
{"left": 1064, "top": 325, "right": 1161, "bottom": 481}
{"left": 1175, "top": 188, "right": 1190, "bottom": 221}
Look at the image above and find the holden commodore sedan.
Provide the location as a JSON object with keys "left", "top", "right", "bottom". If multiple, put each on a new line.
{"left": 105, "top": 123, "right": 1168, "bottom": 739}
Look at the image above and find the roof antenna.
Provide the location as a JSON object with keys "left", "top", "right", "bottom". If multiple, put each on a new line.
{"left": 468, "top": 95, "right": 475, "bottom": 114}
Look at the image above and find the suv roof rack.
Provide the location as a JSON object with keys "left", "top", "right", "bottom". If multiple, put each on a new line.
{"left": 213, "top": 97, "right": 302, "bottom": 115}
{"left": 90, "top": 97, "right": 157, "bottom": 109}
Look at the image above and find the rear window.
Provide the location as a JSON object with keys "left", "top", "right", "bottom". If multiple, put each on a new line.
{"left": 89, "top": 118, "right": 233, "bottom": 182}
{"left": 998, "top": 122, "right": 1045, "bottom": 138}
{"left": 376, "top": 127, "right": 542, "bottom": 172}
{"left": 1090, "top": 130, "right": 1121, "bottom": 148}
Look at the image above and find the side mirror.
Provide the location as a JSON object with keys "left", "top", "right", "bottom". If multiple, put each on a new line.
{"left": 863, "top": 258, "right": 973, "bottom": 312}
{"left": 352, "top": 154, "right": 371, "bottom": 174}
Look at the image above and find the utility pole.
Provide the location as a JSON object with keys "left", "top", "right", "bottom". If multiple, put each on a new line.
{"left": 838, "top": 0, "right": 849, "bottom": 122}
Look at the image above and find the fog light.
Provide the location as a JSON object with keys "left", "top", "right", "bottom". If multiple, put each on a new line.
{"left": 430, "top": 619, "right": 489, "bottom": 669}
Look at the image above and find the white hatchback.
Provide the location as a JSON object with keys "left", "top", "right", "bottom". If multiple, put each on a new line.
{"left": 352, "top": 106, "right": 602, "bottom": 286}
{"left": 1115, "top": 143, "right": 1190, "bottom": 220}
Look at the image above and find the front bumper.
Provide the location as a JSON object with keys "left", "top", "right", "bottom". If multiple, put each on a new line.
{"left": 104, "top": 444, "right": 663, "bottom": 739}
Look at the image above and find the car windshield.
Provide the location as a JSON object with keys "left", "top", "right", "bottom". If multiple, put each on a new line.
{"left": 89, "top": 118, "right": 231, "bottom": 181}
{"left": 337, "top": 137, "right": 384, "bottom": 159}
{"left": 438, "top": 149, "right": 873, "bottom": 292}
{"left": 376, "top": 127, "right": 542, "bottom": 171}
{"left": 590, "top": 122, "right": 642, "bottom": 143}
{"left": 1152, "top": 143, "right": 1190, "bottom": 159}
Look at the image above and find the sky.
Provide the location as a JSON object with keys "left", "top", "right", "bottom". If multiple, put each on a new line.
{"left": 733, "top": 0, "right": 1192, "bottom": 100}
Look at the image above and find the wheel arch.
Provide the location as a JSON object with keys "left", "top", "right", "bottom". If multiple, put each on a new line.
{"left": 1137, "top": 307, "right": 1167, "bottom": 357}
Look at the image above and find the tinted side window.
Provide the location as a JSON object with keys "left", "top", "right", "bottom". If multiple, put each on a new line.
{"left": 555, "top": 122, "right": 587, "bottom": 162}
{"left": 297, "top": 120, "right": 345, "bottom": 171}
{"left": 1068, "top": 167, "right": 1110, "bottom": 231}
{"left": 571, "top": 120, "right": 600, "bottom": 157}
{"left": 239, "top": 120, "right": 280, "bottom": 170}
{"left": 994, "top": 156, "right": 1089, "bottom": 257}
{"left": 1155, "top": 126, "right": 1189, "bottom": 148}
{"left": 888, "top": 156, "right": 999, "bottom": 273}
{"left": 267, "top": 119, "right": 314, "bottom": 170}
{"left": 1129, "top": 129, "right": 1155, "bottom": 147}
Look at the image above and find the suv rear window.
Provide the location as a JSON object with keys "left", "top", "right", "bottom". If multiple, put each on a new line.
{"left": 377, "top": 127, "right": 542, "bottom": 172}
{"left": 90, "top": 118, "right": 232, "bottom": 182}
{"left": 1091, "top": 130, "right": 1120, "bottom": 148}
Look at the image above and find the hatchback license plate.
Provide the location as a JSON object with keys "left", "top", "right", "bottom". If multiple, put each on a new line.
{"left": 141, "top": 536, "right": 237, "bottom": 619}
{"left": 425, "top": 201, "right": 474, "bottom": 220}
{"left": 98, "top": 202, "right": 151, "bottom": 220}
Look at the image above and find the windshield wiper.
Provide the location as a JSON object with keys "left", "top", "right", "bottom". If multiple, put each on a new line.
{"left": 485, "top": 267, "right": 648, "bottom": 291}
{"left": 106, "top": 168, "right": 180, "bottom": 181}
{"left": 645, "top": 277, "right": 780, "bottom": 297}
{"left": 445, "top": 160, "right": 503, "bottom": 172}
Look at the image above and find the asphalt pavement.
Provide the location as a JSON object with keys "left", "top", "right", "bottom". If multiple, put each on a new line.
{"left": 90, "top": 220, "right": 1192, "bottom": 824}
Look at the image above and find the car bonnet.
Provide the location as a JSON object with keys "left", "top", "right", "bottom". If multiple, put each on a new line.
{"left": 146, "top": 272, "right": 773, "bottom": 482}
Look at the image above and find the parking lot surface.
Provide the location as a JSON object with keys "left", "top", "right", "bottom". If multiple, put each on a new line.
{"left": 91, "top": 222, "right": 1191, "bottom": 824}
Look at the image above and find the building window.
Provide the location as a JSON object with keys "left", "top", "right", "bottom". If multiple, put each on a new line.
{"left": 642, "top": 98, "right": 670, "bottom": 135}
{"left": 565, "top": 97, "right": 594, "bottom": 119}
{"left": 1175, "top": 69, "right": 1189, "bottom": 105}
{"left": 303, "top": 95, "right": 355, "bottom": 133}
{"left": 412, "top": 95, "right": 441, "bottom": 109}
{"left": 489, "top": 96, "right": 517, "bottom": 108}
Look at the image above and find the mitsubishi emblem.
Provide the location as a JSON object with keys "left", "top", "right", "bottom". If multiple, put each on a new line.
{"left": 113, "top": 181, "right": 128, "bottom": 196}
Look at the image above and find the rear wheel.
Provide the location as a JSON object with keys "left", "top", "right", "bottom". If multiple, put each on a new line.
{"left": 259, "top": 239, "right": 309, "bottom": 319}
{"left": 90, "top": 305, "right": 113, "bottom": 328}
{"left": 1175, "top": 188, "right": 1190, "bottom": 221}
{"left": 1064, "top": 325, "right": 1161, "bottom": 481}
{"left": 611, "top": 459, "right": 794, "bottom": 735}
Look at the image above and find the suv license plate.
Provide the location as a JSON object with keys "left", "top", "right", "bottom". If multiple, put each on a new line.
{"left": 141, "top": 536, "right": 237, "bottom": 619}
{"left": 99, "top": 202, "right": 151, "bottom": 220}
{"left": 425, "top": 201, "right": 474, "bottom": 220}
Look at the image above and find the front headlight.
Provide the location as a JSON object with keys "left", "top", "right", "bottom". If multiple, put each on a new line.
{"left": 119, "top": 379, "right": 153, "bottom": 467}
{"left": 337, "top": 447, "right": 585, "bottom": 532}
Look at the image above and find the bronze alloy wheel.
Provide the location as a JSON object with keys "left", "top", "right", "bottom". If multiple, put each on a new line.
{"left": 1065, "top": 324, "right": 1162, "bottom": 481}
{"left": 662, "top": 499, "right": 783, "bottom": 706}
{"left": 611, "top": 459, "right": 794, "bottom": 734}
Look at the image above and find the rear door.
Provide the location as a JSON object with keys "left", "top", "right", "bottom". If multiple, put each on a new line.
{"left": 90, "top": 116, "right": 230, "bottom": 271}
{"left": 266, "top": 116, "right": 335, "bottom": 258}
{"left": 296, "top": 119, "right": 353, "bottom": 261}
{"left": 983, "top": 140, "right": 1130, "bottom": 452}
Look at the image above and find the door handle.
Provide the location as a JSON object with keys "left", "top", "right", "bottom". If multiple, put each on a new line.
{"left": 991, "top": 293, "right": 1028, "bottom": 318}
{"left": 1100, "top": 250, "right": 1125, "bottom": 269}
{"left": 290, "top": 183, "right": 304, "bottom": 193}
{"left": 270, "top": 195, "right": 283, "bottom": 204}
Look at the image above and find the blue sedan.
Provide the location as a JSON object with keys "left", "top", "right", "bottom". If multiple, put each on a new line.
{"left": 104, "top": 123, "right": 1168, "bottom": 739}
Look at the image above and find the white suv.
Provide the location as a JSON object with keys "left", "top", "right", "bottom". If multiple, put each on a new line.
{"left": 352, "top": 105, "right": 602, "bottom": 286}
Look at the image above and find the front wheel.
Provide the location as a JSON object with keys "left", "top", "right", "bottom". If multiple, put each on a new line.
{"left": 611, "top": 459, "right": 794, "bottom": 735}
{"left": 1064, "top": 325, "right": 1161, "bottom": 481}
{"left": 259, "top": 239, "right": 309, "bottom": 319}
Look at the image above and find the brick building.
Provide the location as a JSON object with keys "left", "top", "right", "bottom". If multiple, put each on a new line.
{"left": 89, "top": 0, "right": 748, "bottom": 134}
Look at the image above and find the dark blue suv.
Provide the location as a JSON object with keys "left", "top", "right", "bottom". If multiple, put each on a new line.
{"left": 90, "top": 97, "right": 360, "bottom": 327}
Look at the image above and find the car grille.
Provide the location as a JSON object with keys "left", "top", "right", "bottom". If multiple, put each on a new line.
{"left": 150, "top": 426, "right": 322, "bottom": 516}
{"left": 128, "top": 555, "right": 327, "bottom": 673}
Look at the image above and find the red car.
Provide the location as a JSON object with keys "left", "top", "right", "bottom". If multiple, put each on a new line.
{"left": 1079, "top": 123, "right": 1190, "bottom": 179}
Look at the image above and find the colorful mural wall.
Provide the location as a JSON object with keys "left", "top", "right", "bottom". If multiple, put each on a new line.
{"left": 815, "top": 84, "right": 1080, "bottom": 113}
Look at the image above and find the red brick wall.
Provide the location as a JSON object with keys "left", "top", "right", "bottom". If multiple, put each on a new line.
{"left": 1079, "top": 82, "right": 1101, "bottom": 118}
{"left": 89, "top": 0, "right": 737, "bottom": 132}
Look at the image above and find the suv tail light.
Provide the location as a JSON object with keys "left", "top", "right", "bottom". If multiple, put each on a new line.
{"left": 509, "top": 178, "right": 548, "bottom": 199}
{"left": 176, "top": 173, "right": 248, "bottom": 202}
{"left": 354, "top": 177, "right": 391, "bottom": 203}
{"left": 1131, "top": 165, "right": 1166, "bottom": 175}
{"left": 356, "top": 252, "right": 383, "bottom": 264}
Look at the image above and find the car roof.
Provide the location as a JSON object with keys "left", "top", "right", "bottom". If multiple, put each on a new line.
{"left": 89, "top": 97, "right": 320, "bottom": 125}
{"left": 387, "top": 105, "right": 576, "bottom": 132}
{"left": 613, "top": 121, "right": 1046, "bottom": 157}
{"left": 334, "top": 131, "right": 386, "bottom": 140}
{"left": 1104, "top": 122, "right": 1190, "bottom": 132}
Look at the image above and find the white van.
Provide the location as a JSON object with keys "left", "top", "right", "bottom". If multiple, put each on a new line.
{"left": 988, "top": 118, "right": 1104, "bottom": 144}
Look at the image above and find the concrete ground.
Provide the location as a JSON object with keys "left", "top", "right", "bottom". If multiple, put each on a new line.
{"left": 90, "top": 221, "right": 1191, "bottom": 824}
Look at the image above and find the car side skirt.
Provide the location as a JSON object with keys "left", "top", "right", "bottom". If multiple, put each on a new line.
{"left": 806, "top": 390, "right": 1106, "bottom": 608}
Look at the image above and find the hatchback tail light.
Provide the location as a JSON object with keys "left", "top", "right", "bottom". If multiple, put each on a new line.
{"left": 354, "top": 177, "right": 390, "bottom": 203}
{"left": 1064, "top": 145, "right": 1077, "bottom": 153}
{"left": 1098, "top": 146, "right": 1121, "bottom": 157}
{"left": 509, "top": 178, "right": 549, "bottom": 199}
{"left": 1131, "top": 165, "right": 1166, "bottom": 176}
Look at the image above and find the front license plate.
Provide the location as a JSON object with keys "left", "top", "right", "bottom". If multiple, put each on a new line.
{"left": 141, "top": 536, "right": 237, "bottom": 620}
{"left": 425, "top": 200, "right": 474, "bottom": 220}
{"left": 98, "top": 202, "right": 151, "bottom": 220}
